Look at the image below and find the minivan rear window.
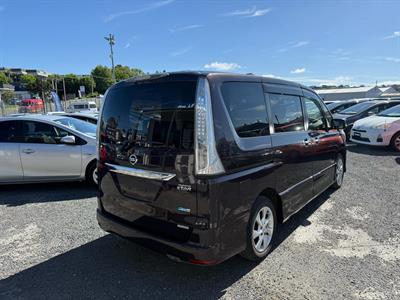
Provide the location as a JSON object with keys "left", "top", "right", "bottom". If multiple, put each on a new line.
{"left": 221, "top": 82, "right": 269, "bottom": 137}
{"left": 101, "top": 80, "right": 196, "bottom": 151}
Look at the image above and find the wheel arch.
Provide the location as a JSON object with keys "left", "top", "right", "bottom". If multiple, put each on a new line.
{"left": 85, "top": 159, "right": 97, "bottom": 179}
{"left": 390, "top": 130, "right": 400, "bottom": 148}
{"left": 259, "top": 188, "right": 283, "bottom": 224}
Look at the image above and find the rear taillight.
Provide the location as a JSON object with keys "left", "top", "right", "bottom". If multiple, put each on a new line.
{"left": 194, "top": 77, "right": 225, "bottom": 176}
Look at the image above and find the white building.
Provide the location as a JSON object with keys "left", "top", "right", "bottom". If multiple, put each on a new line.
{"left": 379, "top": 86, "right": 398, "bottom": 94}
{"left": 316, "top": 86, "right": 383, "bottom": 101}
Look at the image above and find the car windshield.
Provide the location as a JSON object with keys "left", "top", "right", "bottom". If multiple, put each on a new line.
{"left": 340, "top": 102, "right": 376, "bottom": 115}
{"left": 326, "top": 102, "right": 343, "bottom": 110}
{"left": 377, "top": 104, "right": 400, "bottom": 117}
{"left": 55, "top": 117, "right": 96, "bottom": 137}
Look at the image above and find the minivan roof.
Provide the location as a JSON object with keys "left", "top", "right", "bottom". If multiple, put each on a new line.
{"left": 114, "top": 71, "right": 313, "bottom": 94}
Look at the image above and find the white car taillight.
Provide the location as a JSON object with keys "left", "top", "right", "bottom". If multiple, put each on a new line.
{"left": 194, "top": 77, "right": 225, "bottom": 176}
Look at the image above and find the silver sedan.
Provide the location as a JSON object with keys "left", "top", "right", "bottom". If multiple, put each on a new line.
{"left": 0, "top": 115, "right": 97, "bottom": 185}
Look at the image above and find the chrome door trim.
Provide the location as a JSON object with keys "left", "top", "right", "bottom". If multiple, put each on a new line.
{"left": 105, "top": 163, "right": 176, "bottom": 181}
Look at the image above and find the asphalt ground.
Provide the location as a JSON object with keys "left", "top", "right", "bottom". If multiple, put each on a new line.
{"left": 1, "top": 144, "right": 399, "bottom": 299}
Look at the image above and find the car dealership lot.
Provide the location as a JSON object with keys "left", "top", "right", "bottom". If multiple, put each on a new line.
{"left": 0, "top": 145, "right": 399, "bottom": 299}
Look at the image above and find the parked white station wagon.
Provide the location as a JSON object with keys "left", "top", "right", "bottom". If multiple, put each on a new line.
{"left": 0, "top": 115, "right": 97, "bottom": 184}
{"left": 350, "top": 104, "right": 400, "bottom": 151}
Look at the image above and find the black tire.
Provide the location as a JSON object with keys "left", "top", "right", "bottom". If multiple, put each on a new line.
{"left": 331, "top": 153, "right": 344, "bottom": 190}
{"left": 390, "top": 132, "right": 400, "bottom": 152}
{"left": 240, "top": 196, "right": 278, "bottom": 262}
{"left": 85, "top": 161, "right": 97, "bottom": 186}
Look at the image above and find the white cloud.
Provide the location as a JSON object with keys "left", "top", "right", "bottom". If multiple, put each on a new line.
{"left": 169, "top": 24, "right": 204, "bottom": 33}
{"left": 170, "top": 47, "right": 191, "bottom": 57}
{"left": 204, "top": 62, "right": 241, "bottom": 71}
{"left": 385, "top": 57, "right": 400, "bottom": 63}
{"left": 222, "top": 6, "right": 271, "bottom": 18}
{"left": 300, "top": 76, "right": 354, "bottom": 86}
{"left": 278, "top": 41, "right": 309, "bottom": 52}
{"left": 291, "top": 68, "right": 306, "bottom": 74}
{"left": 383, "top": 31, "right": 400, "bottom": 40}
{"left": 293, "top": 41, "right": 309, "bottom": 48}
{"left": 124, "top": 43, "right": 131, "bottom": 49}
{"left": 380, "top": 80, "right": 400, "bottom": 85}
{"left": 105, "top": 0, "right": 174, "bottom": 22}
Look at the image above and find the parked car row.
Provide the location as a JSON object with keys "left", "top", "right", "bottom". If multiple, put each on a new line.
{"left": 324, "top": 98, "right": 400, "bottom": 151}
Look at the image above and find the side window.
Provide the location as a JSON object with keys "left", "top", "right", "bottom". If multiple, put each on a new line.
{"left": 269, "top": 94, "right": 304, "bottom": 133}
{"left": 221, "top": 82, "right": 269, "bottom": 137}
{"left": 304, "top": 97, "right": 327, "bottom": 131}
{"left": 366, "top": 106, "right": 380, "bottom": 115}
{"left": 23, "top": 121, "right": 58, "bottom": 144}
{"left": 0, "top": 121, "right": 22, "bottom": 142}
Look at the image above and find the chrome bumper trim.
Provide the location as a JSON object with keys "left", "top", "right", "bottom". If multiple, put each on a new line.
{"left": 105, "top": 163, "right": 176, "bottom": 181}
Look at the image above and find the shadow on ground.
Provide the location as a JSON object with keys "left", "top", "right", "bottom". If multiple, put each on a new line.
{"left": 346, "top": 143, "right": 399, "bottom": 157}
{"left": 0, "top": 187, "right": 334, "bottom": 299}
{"left": 0, "top": 182, "right": 96, "bottom": 206}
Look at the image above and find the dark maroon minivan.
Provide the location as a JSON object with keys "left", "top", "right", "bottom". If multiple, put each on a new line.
{"left": 96, "top": 72, "right": 346, "bottom": 265}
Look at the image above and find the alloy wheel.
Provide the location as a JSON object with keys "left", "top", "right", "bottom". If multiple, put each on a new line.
{"left": 336, "top": 156, "right": 344, "bottom": 186}
{"left": 252, "top": 207, "right": 274, "bottom": 253}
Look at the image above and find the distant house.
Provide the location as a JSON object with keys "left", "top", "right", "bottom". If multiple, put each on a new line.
{"left": 316, "top": 86, "right": 383, "bottom": 101}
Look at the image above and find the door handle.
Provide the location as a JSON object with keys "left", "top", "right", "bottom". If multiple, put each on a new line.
{"left": 22, "top": 149, "right": 35, "bottom": 154}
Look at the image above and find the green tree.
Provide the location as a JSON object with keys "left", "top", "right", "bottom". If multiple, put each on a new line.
{"left": 1, "top": 90, "right": 14, "bottom": 103}
{"left": 20, "top": 74, "right": 38, "bottom": 92}
{"left": 115, "top": 65, "right": 144, "bottom": 81}
{"left": 0, "top": 72, "right": 11, "bottom": 85}
{"left": 115, "top": 65, "right": 132, "bottom": 81}
{"left": 79, "top": 76, "right": 96, "bottom": 95}
{"left": 63, "top": 74, "right": 80, "bottom": 95}
{"left": 91, "top": 65, "right": 113, "bottom": 94}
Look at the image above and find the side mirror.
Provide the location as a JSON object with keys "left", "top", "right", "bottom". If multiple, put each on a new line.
{"left": 331, "top": 119, "right": 346, "bottom": 130}
{"left": 60, "top": 135, "right": 76, "bottom": 145}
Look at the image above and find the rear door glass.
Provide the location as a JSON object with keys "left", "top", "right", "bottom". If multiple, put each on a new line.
{"left": 269, "top": 94, "right": 305, "bottom": 133}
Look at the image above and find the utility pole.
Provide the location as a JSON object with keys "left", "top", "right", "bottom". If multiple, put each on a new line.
{"left": 62, "top": 77, "right": 67, "bottom": 111}
{"left": 104, "top": 33, "right": 116, "bottom": 83}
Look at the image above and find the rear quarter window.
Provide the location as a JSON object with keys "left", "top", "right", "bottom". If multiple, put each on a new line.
{"left": 221, "top": 82, "right": 269, "bottom": 138}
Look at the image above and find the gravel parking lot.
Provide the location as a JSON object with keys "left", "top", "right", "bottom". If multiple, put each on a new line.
{"left": 1, "top": 144, "right": 399, "bottom": 299}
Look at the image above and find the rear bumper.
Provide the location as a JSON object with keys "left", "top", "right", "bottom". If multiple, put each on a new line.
{"left": 97, "top": 208, "right": 222, "bottom": 265}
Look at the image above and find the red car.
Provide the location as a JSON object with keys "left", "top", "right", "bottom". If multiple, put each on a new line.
{"left": 19, "top": 99, "right": 44, "bottom": 113}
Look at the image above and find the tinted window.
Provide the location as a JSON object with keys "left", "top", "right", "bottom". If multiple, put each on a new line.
{"left": 378, "top": 104, "right": 400, "bottom": 117}
{"left": 269, "top": 94, "right": 304, "bottom": 133}
{"left": 304, "top": 98, "right": 326, "bottom": 131}
{"left": 0, "top": 121, "right": 21, "bottom": 142}
{"left": 340, "top": 102, "right": 376, "bottom": 115}
{"left": 221, "top": 82, "right": 269, "bottom": 137}
{"left": 23, "top": 121, "right": 58, "bottom": 144}
{"left": 101, "top": 80, "right": 196, "bottom": 151}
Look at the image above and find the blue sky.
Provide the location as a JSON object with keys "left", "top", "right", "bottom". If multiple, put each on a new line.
{"left": 0, "top": 0, "right": 399, "bottom": 86}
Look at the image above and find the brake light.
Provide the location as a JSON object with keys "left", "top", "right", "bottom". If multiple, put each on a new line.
{"left": 194, "top": 77, "right": 225, "bottom": 176}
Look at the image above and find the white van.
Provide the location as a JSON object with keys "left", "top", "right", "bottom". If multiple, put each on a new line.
{"left": 67, "top": 101, "right": 98, "bottom": 113}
